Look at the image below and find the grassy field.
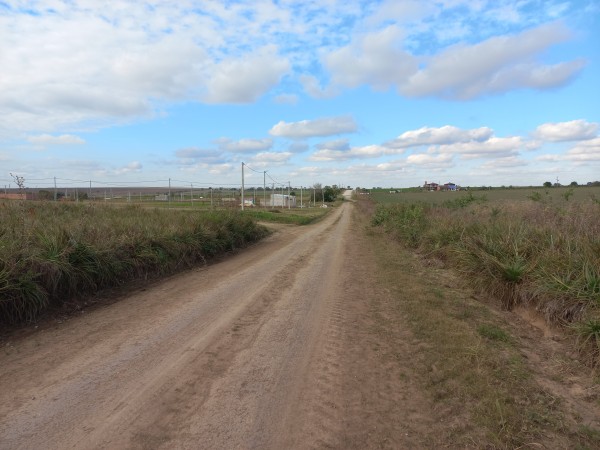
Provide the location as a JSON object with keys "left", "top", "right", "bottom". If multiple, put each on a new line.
{"left": 367, "top": 187, "right": 600, "bottom": 366}
{"left": 370, "top": 185, "right": 600, "bottom": 205}
{"left": 0, "top": 200, "right": 269, "bottom": 324}
{"left": 242, "top": 207, "right": 330, "bottom": 225}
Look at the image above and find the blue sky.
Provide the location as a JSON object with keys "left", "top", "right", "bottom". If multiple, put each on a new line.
{"left": 1, "top": 0, "right": 599, "bottom": 189}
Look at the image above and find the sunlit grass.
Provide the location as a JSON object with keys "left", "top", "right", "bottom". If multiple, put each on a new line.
{"left": 0, "top": 201, "right": 269, "bottom": 324}
{"left": 369, "top": 194, "right": 600, "bottom": 365}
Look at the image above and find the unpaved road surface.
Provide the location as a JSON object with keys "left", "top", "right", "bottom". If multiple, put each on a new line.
{"left": 1, "top": 195, "right": 427, "bottom": 449}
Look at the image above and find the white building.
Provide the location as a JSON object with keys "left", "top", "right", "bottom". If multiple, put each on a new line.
{"left": 270, "top": 194, "right": 296, "bottom": 207}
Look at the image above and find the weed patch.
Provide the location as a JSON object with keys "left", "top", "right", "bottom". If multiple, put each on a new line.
{"left": 0, "top": 201, "right": 269, "bottom": 324}
{"left": 369, "top": 195, "right": 600, "bottom": 365}
{"left": 477, "top": 324, "right": 511, "bottom": 343}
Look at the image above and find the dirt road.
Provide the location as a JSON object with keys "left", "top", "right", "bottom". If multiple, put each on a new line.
{"left": 1, "top": 196, "right": 423, "bottom": 449}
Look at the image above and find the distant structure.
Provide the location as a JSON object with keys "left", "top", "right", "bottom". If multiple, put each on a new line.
{"left": 0, "top": 193, "right": 36, "bottom": 200}
{"left": 270, "top": 194, "right": 296, "bottom": 207}
{"left": 423, "top": 181, "right": 460, "bottom": 191}
{"left": 443, "top": 182, "right": 458, "bottom": 191}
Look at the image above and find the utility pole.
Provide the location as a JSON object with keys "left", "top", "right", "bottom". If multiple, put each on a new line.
{"left": 263, "top": 171, "right": 266, "bottom": 208}
{"left": 53, "top": 176, "right": 57, "bottom": 201}
{"left": 168, "top": 178, "right": 171, "bottom": 206}
{"left": 288, "top": 181, "right": 291, "bottom": 209}
{"left": 241, "top": 162, "right": 245, "bottom": 211}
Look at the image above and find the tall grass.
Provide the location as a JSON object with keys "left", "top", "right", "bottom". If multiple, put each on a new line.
{"left": 0, "top": 201, "right": 269, "bottom": 324}
{"left": 370, "top": 197, "right": 600, "bottom": 364}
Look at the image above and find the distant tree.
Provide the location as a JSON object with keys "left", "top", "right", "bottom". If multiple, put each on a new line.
{"left": 543, "top": 181, "right": 552, "bottom": 188}
{"left": 323, "top": 186, "right": 338, "bottom": 202}
{"left": 570, "top": 181, "right": 578, "bottom": 186}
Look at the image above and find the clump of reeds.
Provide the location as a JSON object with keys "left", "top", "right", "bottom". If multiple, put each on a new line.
{"left": 371, "top": 196, "right": 600, "bottom": 365}
{"left": 0, "top": 201, "right": 269, "bottom": 324}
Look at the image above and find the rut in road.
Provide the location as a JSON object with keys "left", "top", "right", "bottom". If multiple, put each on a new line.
{"left": 0, "top": 202, "right": 355, "bottom": 449}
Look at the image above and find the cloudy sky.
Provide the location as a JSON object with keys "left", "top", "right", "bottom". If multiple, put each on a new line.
{"left": 1, "top": 0, "right": 599, "bottom": 190}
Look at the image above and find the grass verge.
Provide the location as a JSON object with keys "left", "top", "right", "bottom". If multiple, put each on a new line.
{"left": 370, "top": 195, "right": 600, "bottom": 366}
{"left": 242, "top": 207, "right": 329, "bottom": 225}
{"left": 0, "top": 201, "right": 269, "bottom": 324}
{"left": 357, "top": 198, "right": 600, "bottom": 448}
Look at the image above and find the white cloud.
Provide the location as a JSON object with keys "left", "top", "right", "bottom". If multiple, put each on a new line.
{"left": 269, "top": 116, "right": 358, "bottom": 138}
{"left": 214, "top": 138, "right": 274, "bottom": 153}
{"left": 565, "top": 138, "right": 600, "bottom": 162}
{"left": 251, "top": 151, "right": 293, "bottom": 164}
{"left": 385, "top": 125, "right": 493, "bottom": 148}
{"left": 203, "top": 46, "right": 290, "bottom": 104}
{"left": 315, "top": 139, "right": 350, "bottom": 151}
{"left": 0, "top": 10, "right": 208, "bottom": 134}
{"left": 437, "top": 136, "right": 524, "bottom": 159}
{"left": 406, "top": 153, "right": 454, "bottom": 168}
{"left": 274, "top": 94, "right": 299, "bottom": 105}
{"left": 373, "top": 161, "right": 407, "bottom": 172}
{"left": 324, "top": 26, "right": 418, "bottom": 91}
{"left": 535, "top": 137, "right": 600, "bottom": 169}
{"left": 207, "top": 164, "right": 234, "bottom": 175}
{"left": 479, "top": 156, "right": 529, "bottom": 170}
{"left": 535, "top": 154, "right": 561, "bottom": 162}
{"left": 401, "top": 22, "right": 585, "bottom": 99}
{"left": 534, "top": 119, "right": 599, "bottom": 142}
{"left": 366, "top": 0, "right": 434, "bottom": 26}
{"left": 321, "top": 21, "right": 584, "bottom": 100}
{"left": 299, "top": 75, "right": 339, "bottom": 99}
{"left": 309, "top": 145, "right": 387, "bottom": 161}
{"left": 175, "top": 148, "right": 225, "bottom": 164}
{"left": 0, "top": 5, "right": 292, "bottom": 134}
{"left": 287, "top": 142, "right": 310, "bottom": 153}
{"left": 182, "top": 162, "right": 234, "bottom": 175}
{"left": 26, "top": 134, "right": 85, "bottom": 145}
{"left": 115, "top": 161, "right": 142, "bottom": 175}
{"left": 0, "top": 1, "right": 589, "bottom": 140}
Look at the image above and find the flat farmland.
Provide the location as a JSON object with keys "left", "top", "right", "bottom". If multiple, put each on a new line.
{"left": 2, "top": 193, "right": 600, "bottom": 448}
{"left": 370, "top": 185, "right": 600, "bottom": 204}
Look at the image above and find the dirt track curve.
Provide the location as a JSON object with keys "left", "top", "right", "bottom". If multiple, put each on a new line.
{"left": 2, "top": 192, "right": 420, "bottom": 449}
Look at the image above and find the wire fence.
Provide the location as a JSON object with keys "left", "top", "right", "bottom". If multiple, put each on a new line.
{"left": 0, "top": 170, "right": 325, "bottom": 208}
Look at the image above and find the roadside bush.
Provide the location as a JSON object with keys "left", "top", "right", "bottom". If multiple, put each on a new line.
{"left": 372, "top": 202, "right": 429, "bottom": 247}
{"left": 0, "top": 201, "right": 269, "bottom": 324}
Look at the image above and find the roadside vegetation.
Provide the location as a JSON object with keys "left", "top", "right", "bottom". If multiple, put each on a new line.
{"left": 369, "top": 189, "right": 600, "bottom": 366}
{"left": 357, "top": 196, "right": 600, "bottom": 448}
{"left": 242, "top": 208, "right": 329, "bottom": 225}
{"left": 369, "top": 184, "right": 600, "bottom": 205}
{"left": 0, "top": 200, "right": 269, "bottom": 324}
